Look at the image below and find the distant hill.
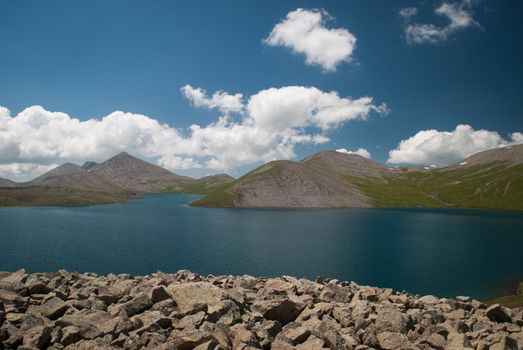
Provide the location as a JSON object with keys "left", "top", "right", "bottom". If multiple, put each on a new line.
{"left": 88, "top": 152, "right": 191, "bottom": 192}
{"left": 2, "top": 145, "right": 522, "bottom": 209}
{"left": 81, "top": 161, "right": 98, "bottom": 170}
{"left": 0, "top": 152, "right": 234, "bottom": 206}
{"left": 193, "top": 160, "right": 369, "bottom": 208}
{"left": 0, "top": 177, "right": 16, "bottom": 188}
{"left": 194, "top": 144, "right": 523, "bottom": 210}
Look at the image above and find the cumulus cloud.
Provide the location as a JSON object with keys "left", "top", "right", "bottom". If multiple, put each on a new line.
{"left": 0, "top": 85, "right": 385, "bottom": 180}
{"left": 388, "top": 124, "right": 523, "bottom": 166}
{"left": 400, "top": 1, "right": 481, "bottom": 44}
{"left": 181, "top": 85, "right": 244, "bottom": 114}
{"left": 336, "top": 148, "right": 371, "bottom": 159}
{"left": 264, "top": 8, "right": 357, "bottom": 71}
{"left": 0, "top": 163, "right": 58, "bottom": 182}
{"left": 399, "top": 7, "right": 418, "bottom": 20}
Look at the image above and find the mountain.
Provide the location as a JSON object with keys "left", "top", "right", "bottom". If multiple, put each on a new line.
{"left": 194, "top": 144, "right": 523, "bottom": 210}
{"left": 81, "top": 161, "right": 98, "bottom": 170}
{"left": 0, "top": 177, "right": 16, "bottom": 188}
{"left": 193, "top": 159, "right": 370, "bottom": 208}
{"left": 26, "top": 163, "right": 125, "bottom": 193}
{"left": 88, "top": 152, "right": 190, "bottom": 192}
{"left": 165, "top": 174, "right": 236, "bottom": 194}
{"left": 301, "top": 151, "right": 388, "bottom": 178}
{"left": 30, "top": 163, "right": 84, "bottom": 183}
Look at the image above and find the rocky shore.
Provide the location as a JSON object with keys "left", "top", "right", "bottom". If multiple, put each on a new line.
{"left": 1, "top": 270, "right": 522, "bottom": 350}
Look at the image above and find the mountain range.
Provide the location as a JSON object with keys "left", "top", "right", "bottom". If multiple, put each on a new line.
{"left": 0, "top": 152, "right": 232, "bottom": 206}
{"left": 1, "top": 144, "right": 522, "bottom": 209}
{"left": 193, "top": 143, "right": 523, "bottom": 210}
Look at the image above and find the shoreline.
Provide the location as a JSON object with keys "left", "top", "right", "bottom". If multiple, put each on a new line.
{"left": 1, "top": 269, "right": 522, "bottom": 349}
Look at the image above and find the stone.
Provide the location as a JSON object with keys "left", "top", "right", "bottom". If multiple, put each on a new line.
{"left": 486, "top": 304, "right": 513, "bottom": 323}
{"left": 41, "top": 297, "right": 69, "bottom": 319}
{"left": 296, "top": 335, "right": 326, "bottom": 350}
{"left": 167, "top": 282, "right": 223, "bottom": 314}
{"left": 169, "top": 329, "right": 214, "bottom": 350}
{"left": 253, "top": 296, "right": 302, "bottom": 325}
{"left": 377, "top": 331, "right": 410, "bottom": 350}
{"left": 277, "top": 322, "right": 311, "bottom": 345}
{"left": 489, "top": 335, "right": 518, "bottom": 350}
{"left": 193, "top": 339, "right": 220, "bottom": 350}
{"left": 376, "top": 305, "right": 410, "bottom": 334}
{"left": 61, "top": 326, "right": 82, "bottom": 346}
{"left": 446, "top": 333, "right": 472, "bottom": 349}
{"left": 150, "top": 285, "right": 171, "bottom": 304}
{"left": 110, "top": 292, "right": 152, "bottom": 317}
{"left": 22, "top": 325, "right": 52, "bottom": 348}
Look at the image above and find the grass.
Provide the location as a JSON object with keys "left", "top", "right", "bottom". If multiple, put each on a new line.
{"left": 350, "top": 163, "right": 523, "bottom": 210}
{"left": 484, "top": 295, "right": 523, "bottom": 309}
{"left": 484, "top": 282, "right": 523, "bottom": 308}
{"left": 190, "top": 162, "right": 283, "bottom": 207}
{"left": 0, "top": 187, "right": 138, "bottom": 206}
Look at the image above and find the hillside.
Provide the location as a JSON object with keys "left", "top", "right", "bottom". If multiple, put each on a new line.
{"left": 0, "top": 152, "right": 234, "bottom": 206}
{"left": 0, "top": 177, "right": 16, "bottom": 188}
{"left": 193, "top": 159, "right": 370, "bottom": 208}
{"left": 88, "top": 152, "right": 191, "bottom": 192}
{"left": 194, "top": 144, "right": 523, "bottom": 210}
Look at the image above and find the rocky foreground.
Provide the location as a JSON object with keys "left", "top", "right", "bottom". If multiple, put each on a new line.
{"left": 1, "top": 270, "right": 522, "bottom": 350}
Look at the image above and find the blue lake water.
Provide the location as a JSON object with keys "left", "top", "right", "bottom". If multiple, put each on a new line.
{"left": 1, "top": 193, "right": 522, "bottom": 300}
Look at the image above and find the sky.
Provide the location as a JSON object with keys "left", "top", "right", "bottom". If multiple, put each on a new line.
{"left": 0, "top": 0, "right": 522, "bottom": 181}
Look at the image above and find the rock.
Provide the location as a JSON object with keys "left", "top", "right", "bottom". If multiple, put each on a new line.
{"left": 446, "top": 333, "right": 472, "bottom": 349}
{"left": 276, "top": 322, "right": 311, "bottom": 345}
{"left": 489, "top": 335, "right": 518, "bottom": 350}
{"left": 169, "top": 329, "right": 213, "bottom": 349}
{"left": 418, "top": 295, "right": 439, "bottom": 304}
{"left": 193, "top": 339, "right": 220, "bottom": 350}
{"left": 0, "top": 269, "right": 522, "bottom": 350}
{"left": 110, "top": 292, "right": 152, "bottom": 317}
{"left": 150, "top": 285, "right": 171, "bottom": 304}
{"left": 61, "top": 326, "right": 82, "bottom": 346}
{"left": 377, "top": 331, "right": 410, "bottom": 350}
{"left": 207, "top": 299, "right": 241, "bottom": 325}
{"left": 253, "top": 296, "right": 303, "bottom": 325}
{"left": 0, "top": 269, "right": 28, "bottom": 292}
{"left": 167, "top": 282, "right": 223, "bottom": 314}
{"left": 376, "top": 305, "right": 411, "bottom": 334}
{"left": 487, "top": 304, "right": 513, "bottom": 323}
{"left": 272, "top": 339, "right": 297, "bottom": 349}
{"left": 0, "top": 288, "right": 28, "bottom": 309}
{"left": 296, "top": 335, "right": 326, "bottom": 349}
{"left": 41, "top": 297, "right": 69, "bottom": 319}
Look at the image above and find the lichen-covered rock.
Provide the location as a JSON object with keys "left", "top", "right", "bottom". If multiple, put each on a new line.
{"left": 41, "top": 296, "right": 69, "bottom": 319}
{"left": 0, "top": 269, "right": 520, "bottom": 350}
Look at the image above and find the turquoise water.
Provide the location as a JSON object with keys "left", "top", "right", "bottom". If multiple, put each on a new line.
{"left": 1, "top": 194, "right": 522, "bottom": 299}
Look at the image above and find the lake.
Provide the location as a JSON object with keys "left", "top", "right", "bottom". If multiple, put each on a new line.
{"left": 1, "top": 193, "right": 522, "bottom": 300}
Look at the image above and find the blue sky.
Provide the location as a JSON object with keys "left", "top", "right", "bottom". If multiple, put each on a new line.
{"left": 0, "top": 0, "right": 522, "bottom": 180}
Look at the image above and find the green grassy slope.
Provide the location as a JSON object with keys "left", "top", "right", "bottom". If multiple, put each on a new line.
{"left": 190, "top": 163, "right": 282, "bottom": 207}
{"left": 350, "top": 163, "right": 523, "bottom": 210}
{"left": 0, "top": 187, "right": 140, "bottom": 207}
{"left": 485, "top": 281, "right": 523, "bottom": 309}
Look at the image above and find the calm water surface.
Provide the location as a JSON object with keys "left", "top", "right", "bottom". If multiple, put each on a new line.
{"left": 1, "top": 194, "right": 522, "bottom": 299}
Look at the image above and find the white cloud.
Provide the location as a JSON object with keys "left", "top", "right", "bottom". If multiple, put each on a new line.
{"left": 0, "top": 163, "right": 58, "bottom": 182}
{"left": 400, "top": 1, "right": 481, "bottom": 44}
{"left": 180, "top": 85, "right": 244, "bottom": 114}
{"left": 264, "top": 8, "right": 357, "bottom": 71}
{"left": 0, "top": 85, "right": 385, "bottom": 180}
{"left": 247, "top": 86, "right": 387, "bottom": 131}
{"left": 388, "top": 124, "right": 523, "bottom": 166}
{"left": 399, "top": 7, "right": 418, "bottom": 20}
{"left": 336, "top": 148, "right": 371, "bottom": 159}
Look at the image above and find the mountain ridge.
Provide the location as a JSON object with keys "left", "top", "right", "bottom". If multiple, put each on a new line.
{"left": 194, "top": 144, "right": 523, "bottom": 210}
{"left": 1, "top": 144, "right": 522, "bottom": 209}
